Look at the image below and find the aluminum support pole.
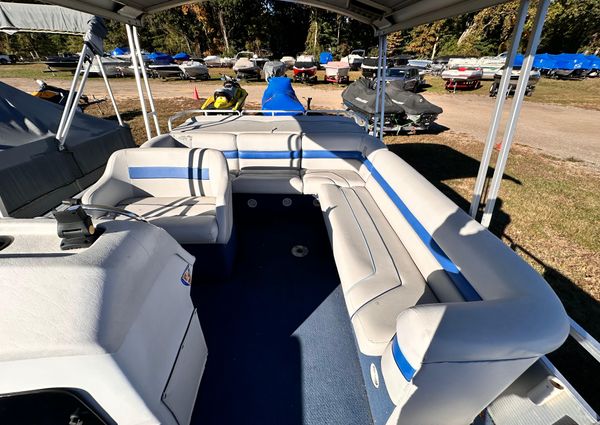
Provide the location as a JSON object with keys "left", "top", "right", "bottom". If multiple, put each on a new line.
{"left": 379, "top": 35, "right": 387, "bottom": 142}
{"left": 126, "top": 24, "right": 152, "bottom": 140}
{"left": 133, "top": 26, "right": 161, "bottom": 136}
{"left": 469, "top": 0, "right": 529, "bottom": 218}
{"left": 96, "top": 54, "right": 123, "bottom": 126}
{"left": 373, "top": 36, "right": 383, "bottom": 137}
{"left": 481, "top": 0, "right": 550, "bottom": 228}
{"left": 56, "top": 44, "right": 89, "bottom": 142}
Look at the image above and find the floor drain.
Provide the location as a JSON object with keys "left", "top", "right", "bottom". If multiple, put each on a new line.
{"left": 282, "top": 197, "right": 292, "bottom": 207}
{"left": 247, "top": 198, "right": 257, "bottom": 208}
{"left": 291, "top": 245, "right": 309, "bottom": 258}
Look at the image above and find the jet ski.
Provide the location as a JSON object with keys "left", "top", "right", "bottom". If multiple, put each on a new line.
{"left": 263, "top": 60, "right": 287, "bottom": 80}
{"left": 201, "top": 76, "right": 248, "bottom": 112}
{"left": 342, "top": 78, "right": 442, "bottom": 133}
{"left": 261, "top": 76, "right": 305, "bottom": 116}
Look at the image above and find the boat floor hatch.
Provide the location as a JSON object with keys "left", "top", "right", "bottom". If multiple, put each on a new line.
{"left": 190, "top": 194, "right": 373, "bottom": 425}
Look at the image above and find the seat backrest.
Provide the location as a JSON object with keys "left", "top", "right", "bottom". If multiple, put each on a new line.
{"left": 236, "top": 132, "right": 301, "bottom": 172}
{"left": 301, "top": 132, "right": 385, "bottom": 178}
{"left": 86, "top": 148, "right": 228, "bottom": 204}
{"left": 365, "top": 150, "right": 569, "bottom": 425}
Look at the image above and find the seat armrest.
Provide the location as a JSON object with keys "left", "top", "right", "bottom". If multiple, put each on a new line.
{"left": 395, "top": 297, "right": 569, "bottom": 372}
{"left": 82, "top": 152, "right": 134, "bottom": 206}
{"left": 206, "top": 149, "right": 232, "bottom": 244}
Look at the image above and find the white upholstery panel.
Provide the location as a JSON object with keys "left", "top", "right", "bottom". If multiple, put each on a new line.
{"left": 302, "top": 170, "right": 365, "bottom": 195}
{"left": 236, "top": 133, "right": 301, "bottom": 171}
{"left": 170, "top": 132, "right": 239, "bottom": 173}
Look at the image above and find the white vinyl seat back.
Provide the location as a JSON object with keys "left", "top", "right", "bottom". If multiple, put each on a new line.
{"left": 236, "top": 132, "right": 301, "bottom": 172}
{"left": 363, "top": 151, "right": 570, "bottom": 425}
{"left": 82, "top": 148, "right": 232, "bottom": 244}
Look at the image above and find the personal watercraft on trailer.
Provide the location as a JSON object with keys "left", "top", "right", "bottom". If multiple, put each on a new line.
{"left": 342, "top": 78, "right": 442, "bottom": 132}
{"left": 442, "top": 65, "right": 483, "bottom": 90}
{"left": 489, "top": 67, "right": 541, "bottom": 97}
{"left": 261, "top": 76, "right": 305, "bottom": 115}
{"left": 324, "top": 61, "right": 350, "bottom": 84}
{"left": 31, "top": 79, "right": 104, "bottom": 111}
{"left": 263, "top": 60, "right": 287, "bottom": 80}
{"left": 293, "top": 55, "right": 317, "bottom": 83}
{"left": 201, "top": 75, "right": 248, "bottom": 111}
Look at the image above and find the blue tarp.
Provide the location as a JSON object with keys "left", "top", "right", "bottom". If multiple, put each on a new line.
{"left": 262, "top": 77, "right": 305, "bottom": 116}
{"left": 532, "top": 53, "right": 597, "bottom": 70}
{"left": 148, "top": 51, "right": 173, "bottom": 64}
{"left": 319, "top": 52, "right": 333, "bottom": 65}
{"left": 173, "top": 52, "right": 190, "bottom": 61}
{"left": 111, "top": 46, "right": 129, "bottom": 56}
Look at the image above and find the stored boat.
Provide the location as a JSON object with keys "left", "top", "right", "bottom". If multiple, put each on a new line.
{"left": 233, "top": 52, "right": 262, "bottom": 80}
{"left": 87, "top": 55, "right": 129, "bottom": 77}
{"left": 442, "top": 65, "right": 483, "bottom": 90}
{"left": 324, "top": 61, "right": 350, "bottom": 83}
{"left": 489, "top": 67, "right": 540, "bottom": 97}
{"left": 179, "top": 60, "right": 210, "bottom": 80}
{"left": 341, "top": 48, "right": 365, "bottom": 70}
{"left": 319, "top": 51, "right": 333, "bottom": 68}
{"left": 280, "top": 55, "right": 296, "bottom": 69}
{"left": 293, "top": 55, "right": 318, "bottom": 83}
{"left": 43, "top": 54, "right": 79, "bottom": 72}
{"left": 361, "top": 56, "right": 379, "bottom": 78}
{"left": 263, "top": 60, "right": 287, "bottom": 80}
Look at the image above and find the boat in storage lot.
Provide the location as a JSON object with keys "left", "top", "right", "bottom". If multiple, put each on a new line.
{"left": 0, "top": 1, "right": 597, "bottom": 425}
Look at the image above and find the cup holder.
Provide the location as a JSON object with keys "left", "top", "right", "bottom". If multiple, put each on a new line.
{"left": 0, "top": 236, "right": 14, "bottom": 251}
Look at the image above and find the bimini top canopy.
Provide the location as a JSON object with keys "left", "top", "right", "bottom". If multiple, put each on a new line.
{"left": 40, "top": 0, "right": 511, "bottom": 34}
{"left": 0, "top": 2, "right": 92, "bottom": 35}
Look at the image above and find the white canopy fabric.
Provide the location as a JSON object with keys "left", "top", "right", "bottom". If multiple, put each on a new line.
{"left": 0, "top": 2, "right": 93, "bottom": 35}
{"left": 40, "top": 0, "right": 510, "bottom": 33}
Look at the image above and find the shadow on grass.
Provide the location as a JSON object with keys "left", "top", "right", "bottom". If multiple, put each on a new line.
{"left": 389, "top": 141, "right": 600, "bottom": 413}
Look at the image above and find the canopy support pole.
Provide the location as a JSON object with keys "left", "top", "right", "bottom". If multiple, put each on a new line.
{"left": 126, "top": 24, "right": 161, "bottom": 141}
{"left": 480, "top": 0, "right": 550, "bottom": 228}
{"left": 56, "top": 43, "right": 93, "bottom": 147}
{"left": 378, "top": 35, "right": 387, "bottom": 141}
{"left": 469, "top": 0, "right": 529, "bottom": 219}
{"left": 96, "top": 54, "right": 123, "bottom": 126}
{"left": 372, "top": 36, "right": 383, "bottom": 138}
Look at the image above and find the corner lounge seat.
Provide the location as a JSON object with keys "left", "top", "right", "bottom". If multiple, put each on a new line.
{"left": 82, "top": 148, "right": 232, "bottom": 245}
{"left": 318, "top": 149, "right": 569, "bottom": 425}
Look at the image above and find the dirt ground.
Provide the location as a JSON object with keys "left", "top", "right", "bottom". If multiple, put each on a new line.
{"left": 6, "top": 76, "right": 599, "bottom": 167}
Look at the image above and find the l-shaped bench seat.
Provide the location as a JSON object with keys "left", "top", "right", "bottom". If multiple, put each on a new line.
{"left": 142, "top": 117, "right": 569, "bottom": 425}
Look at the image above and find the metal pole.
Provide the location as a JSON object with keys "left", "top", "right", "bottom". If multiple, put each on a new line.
{"left": 56, "top": 44, "right": 89, "bottom": 137}
{"left": 481, "top": 0, "right": 550, "bottom": 228}
{"left": 373, "top": 36, "right": 383, "bottom": 138}
{"left": 379, "top": 35, "right": 387, "bottom": 142}
{"left": 96, "top": 54, "right": 123, "bottom": 126}
{"left": 133, "top": 26, "right": 161, "bottom": 136}
{"left": 469, "top": 0, "right": 530, "bottom": 218}
{"left": 57, "top": 59, "right": 92, "bottom": 145}
{"left": 126, "top": 24, "right": 151, "bottom": 140}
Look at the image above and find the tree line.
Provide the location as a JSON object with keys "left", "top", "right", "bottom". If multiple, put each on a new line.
{"left": 1, "top": 0, "right": 598, "bottom": 60}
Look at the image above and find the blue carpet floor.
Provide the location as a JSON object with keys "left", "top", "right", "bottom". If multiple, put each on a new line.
{"left": 190, "top": 195, "right": 373, "bottom": 425}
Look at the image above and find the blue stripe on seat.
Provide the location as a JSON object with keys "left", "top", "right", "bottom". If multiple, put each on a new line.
{"left": 238, "top": 150, "right": 300, "bottom": 159}
{"left": 223, "top": 150, "right": 239, "bottom": 159}
{"left": 128, "top": 166, "right": 210, "bottom": 180}
{"left": 392, "top": 335, "right": 416, "bottom": 381}
{"left": 302, "top": 150, "right": 364, "bottom": 160}
{"left": 364, "top": 158, "right": 481, "bottom": 302}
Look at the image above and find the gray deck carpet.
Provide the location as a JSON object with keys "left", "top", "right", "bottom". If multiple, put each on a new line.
{"left": 190, "top": 194, "right": 373, "bottom": 425}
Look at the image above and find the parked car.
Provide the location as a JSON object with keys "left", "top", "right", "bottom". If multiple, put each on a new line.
{"left": 385, "top": 66, "right": 422, "bottom": 91}
{"left": 0, "top": 53, "right": 12, "bottom": 64}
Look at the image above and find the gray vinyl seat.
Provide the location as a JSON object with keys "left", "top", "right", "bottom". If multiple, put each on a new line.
{"left": 82, "top": 148, "right": 232, "bottom": 245}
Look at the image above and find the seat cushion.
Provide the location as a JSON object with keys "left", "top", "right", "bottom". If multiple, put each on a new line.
{"left": 118, "top": 196, "right": 218, "bottom": 244}
{"left": 233, "top": 170, "right": 303, "bottom": 194}
{"left": 302, "top": 170, "right": 365, "bottom": 195}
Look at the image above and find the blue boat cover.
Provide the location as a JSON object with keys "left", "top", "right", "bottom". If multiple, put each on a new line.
{"left": 532, "top": 53, "right": 597, "bottom": 70}
{"left": 148, "top": 52, "right": 173, "bottom": 64}
{"left": 111, "top": 46, "right": 129, "bottom": 56}
{"left": 320, "top": 52, "right": 333, "bottom": 65}
{"left": 261, "top": 77, "right": 305, "bottom": 116}
{"left": 173, "top": 52, "right": 190, "bottom": 60}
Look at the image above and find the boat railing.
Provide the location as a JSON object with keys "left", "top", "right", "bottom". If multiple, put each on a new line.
{"left": 167, "top": 109, "right": 242, "bottom": 131}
